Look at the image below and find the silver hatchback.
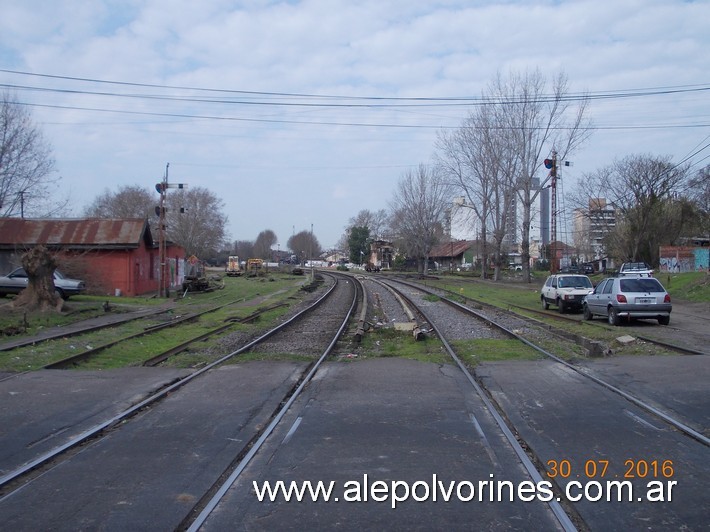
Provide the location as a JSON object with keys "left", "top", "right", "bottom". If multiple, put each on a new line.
{"left": 0, "top": 267, "right": 86, "bottom": 300}
{"left": 583, "top": 276, "right": 672, "bottom": 326}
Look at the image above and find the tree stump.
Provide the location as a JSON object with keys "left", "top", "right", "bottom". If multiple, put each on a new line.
{"left": 11, "top": 245, "right": 63, "bottom": 312}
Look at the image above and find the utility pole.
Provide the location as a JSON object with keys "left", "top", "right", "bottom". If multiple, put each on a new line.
{"left": 155, "top": 163, "right": 187, "bottom": 297}
{"left": 545, "top": 152, "right": 558, "bottom": 273}
{"left": 310, "top": 223, "right": 314, "bottom": 281}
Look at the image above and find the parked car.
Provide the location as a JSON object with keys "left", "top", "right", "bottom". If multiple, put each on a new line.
{"left": 559, "top": 265, "right": 582, "bottom": 274}
{"left": 0, "top": 267, "right": 86, "bottom": 300}
{"left": 581, "top": 262, "right": 595, "bottom": 274}
{"left": 583, "top": 276, "right": 671, "bottom": 325}
{"left": 541, "top": 274, "right": 595, "bottom": 313}
{"left": 618, "top": 262, "right": 653, "bottom": 277}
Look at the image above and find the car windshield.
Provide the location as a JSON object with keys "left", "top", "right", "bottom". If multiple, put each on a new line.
{"left": 558, "top": 276, "right": 592, "bottom": 288}
{"left": 620, "top": 278, "right": 664, "bottom": 293}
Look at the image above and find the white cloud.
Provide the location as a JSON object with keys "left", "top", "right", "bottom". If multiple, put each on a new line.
{"left": 1, "top": 0, "right": 708, "bottom": 249}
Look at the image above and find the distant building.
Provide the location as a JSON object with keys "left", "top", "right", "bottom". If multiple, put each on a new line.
{"left": 573, "top": 198, "right": 616, "bottom": 268}
{"left": 369, "top": 240, "right": 394, "bottom": 269}
{"left": 450, "top": 179, "right": 547, "bottom": 264}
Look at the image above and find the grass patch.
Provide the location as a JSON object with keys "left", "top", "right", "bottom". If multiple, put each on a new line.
{"left": 425, "top": 271, "right": 710, "bottom": 306}
{"left": 452, "top": 338, "right": 542, "bottom": 367}
{"left": 0, "top": 274, "right": 311, "bottom": 372}
{"left": 660, "top": 271, "right": 710, "bottom": 302}
{"left": 352, "top": 327, "right": 452, "bottom": 365}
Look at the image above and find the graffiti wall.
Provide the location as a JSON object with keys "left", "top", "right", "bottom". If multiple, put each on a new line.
{"left": 659, "top": 246, "right": 709, "bottom": 273}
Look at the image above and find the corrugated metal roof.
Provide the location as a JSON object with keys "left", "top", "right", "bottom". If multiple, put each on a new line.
{"left": 429, "top": 240, "right": 476, "bottom": 257}
{"left": 0, "top": 218, "right": 153, "bottom": 249}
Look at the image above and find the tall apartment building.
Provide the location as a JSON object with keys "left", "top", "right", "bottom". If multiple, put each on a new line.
{"left": 573, "top": 198, "right": 616, "bottom": 263}
{"left": 450, "top": 178, "right": 547, "bottom": 259}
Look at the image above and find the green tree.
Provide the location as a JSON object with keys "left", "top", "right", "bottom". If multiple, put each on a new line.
{"left": 348, "top": 226, "right": 370, "bottom": 265}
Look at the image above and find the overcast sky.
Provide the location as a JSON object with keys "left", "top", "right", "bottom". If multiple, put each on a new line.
{"left": 1, "top": 0, "right": 708, "bottom": 251}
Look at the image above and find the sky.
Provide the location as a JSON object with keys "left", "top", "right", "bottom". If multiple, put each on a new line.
{"left": 1, "top": 0, "right": 708, "bottom": 251}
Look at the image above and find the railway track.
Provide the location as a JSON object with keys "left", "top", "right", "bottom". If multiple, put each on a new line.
{"left": 387, "top": 277, "right": 709, "bottom": 447}
{"left": 0, "top": 271, "right": 706, "bottom": 529}
{"left": 374, "top": 276, "right": 709, "bottom": 530}
{"left": 366, "top": 277, "right": 577, "bottom": 530}
{"left": 0, "top": 273, "right": 355, "bottom": 508}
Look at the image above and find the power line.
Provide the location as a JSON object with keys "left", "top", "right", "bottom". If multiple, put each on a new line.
{"left": 13, "top": 100, "right": 710, "bottom": 131}
{"left": 1, "top": 68, "right": 709, "bottom": 107}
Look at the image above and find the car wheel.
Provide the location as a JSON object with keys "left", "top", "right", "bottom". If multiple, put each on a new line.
{"left": 557, "top": 299, "right": 565, "bottom": 313}
{"left": 658, "top": 316, "right": 670, "bottom": 325}
{"left": 583, "top": 304, "right": 593, "bottom": 321}
{"left": 541, "top": 297, "right": 549, "bottom": 310}
{"left": 608, "top": 307, "right": 620, "bottom": 326}
{"left": 55, "top": 288, "right": 66, "bottom": 300}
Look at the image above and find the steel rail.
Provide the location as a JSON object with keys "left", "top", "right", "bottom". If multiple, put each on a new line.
{"left": 390, "top": 278, "right": 710, "bottom": 448}
{"left": 0, "top": 277, "right": 340, "bottom": 491}
{"left": 184, "top": 274, "right": 360, "bottom": 532}
{"left": 383, "top": 280, "right": 577, "bottom": 532}
{"left": 43, "top": 298, "right": 249, "bottom": 369}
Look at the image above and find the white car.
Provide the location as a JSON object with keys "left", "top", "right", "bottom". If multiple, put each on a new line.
{"left": 541, "top": 274, "right": 594, "bottom": 313}
{"left": 618, "top": 262, "right": 653, "bottom": 277}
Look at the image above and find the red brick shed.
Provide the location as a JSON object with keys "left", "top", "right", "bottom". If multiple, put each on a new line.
{"left": 0, "top": 218, "right": 185, "bottom": 297}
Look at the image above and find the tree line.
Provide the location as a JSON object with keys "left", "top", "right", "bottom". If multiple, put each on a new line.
{"left": 2, "top": 69, "right": 708, "bottom": 278}
{"left": 340, "top": 70, "right": 708, "bottom": 279}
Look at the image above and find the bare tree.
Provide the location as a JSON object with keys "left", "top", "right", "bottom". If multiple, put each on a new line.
{"left": 347, "top": 209, "right": 389, "bottom": 240}
{"left": 436, "top": 70, "right": 590, "bottom": 281}
{"left": 287, "top": 230, "right": 322, "bottom": 265}
{"left": 253, "top": 229, "right": 278, "bottom": 259}
{"left": 0, "top": 91, "right": 65, "bottom": 217}
{"left": 233, "top": 240, "right": 255, "bottom": 260}
{"left": 687, "top": 164, "right": 710, "bottom": 238}
{"left": 437, "top": 98, "right": 518, "bottom": 280}
{"left": 83, "top": 185, "right": 154, "bottom": 219}
{"left": 165, "top": 187, "right": 228, "bottom": 258}
{"left": 498, "top": 71, "right": 591, "bottom": 280}
{"left": 389, "top": 164, "right": 451, "bottom": 273}
{"left": 573, "top": 154, "right": 690, "bottom": 265}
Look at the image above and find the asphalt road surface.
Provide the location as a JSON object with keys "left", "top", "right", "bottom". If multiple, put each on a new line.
{"left": 0, "top": 356, "right": 707, "bottom": 530}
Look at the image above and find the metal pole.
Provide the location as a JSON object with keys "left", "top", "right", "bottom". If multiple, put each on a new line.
{"left": 550, "top": 151, "right": 558, "bottom": 274}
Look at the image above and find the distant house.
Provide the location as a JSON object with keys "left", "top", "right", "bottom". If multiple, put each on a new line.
{"left": 369, "top": 240, "right": 394, "bottom": 269}
{"left": 0, "top": 217, "right": 185, "bottom": 297}
{"left": 429, "top": 240, "right": 482, "bottom": 271}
